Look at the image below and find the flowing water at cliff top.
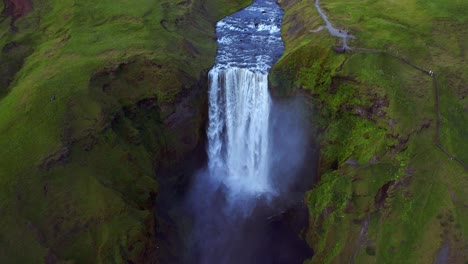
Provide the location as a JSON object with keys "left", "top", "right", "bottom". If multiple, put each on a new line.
{"left": 213, "top": 0, "right": 284, "bottom": 72}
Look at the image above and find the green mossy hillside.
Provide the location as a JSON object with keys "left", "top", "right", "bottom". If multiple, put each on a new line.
{"left": 0, "top": 0, "right": 250, "bottom": 262}
{"left": 273, "top": 0, "right": 467, "bottom": 263}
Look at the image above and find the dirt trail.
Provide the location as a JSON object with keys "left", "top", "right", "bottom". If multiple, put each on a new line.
{"left": 310, "top": 0, "right": 356, "bottom": 51}
{"left": 311, "top": 0, "right": 467, "bottom": 170}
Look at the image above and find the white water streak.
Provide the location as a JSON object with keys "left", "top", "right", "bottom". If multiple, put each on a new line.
{"left": 207, "top": 67, "right": 273, "bottom": 197}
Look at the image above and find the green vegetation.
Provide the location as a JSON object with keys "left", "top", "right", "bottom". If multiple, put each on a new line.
{"left": 1, "top": 0, "right": 466, "bottom": 262}
{"left": 273, "top": 0, "right": 467, "bottom": 263}
{"left": 0, "top": 0, "right": 250, "bottom": 262}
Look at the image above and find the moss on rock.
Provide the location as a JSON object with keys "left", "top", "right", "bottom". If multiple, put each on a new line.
{"left": 0, "top": 0, "right": 251, "bottom": 262}
{"left": 274, "top": 0, "right": 467, "bottom": 263}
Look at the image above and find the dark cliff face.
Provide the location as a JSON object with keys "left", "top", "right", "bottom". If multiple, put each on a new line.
{"left": 0, "top": 0, "right": 251, "bottom": 262}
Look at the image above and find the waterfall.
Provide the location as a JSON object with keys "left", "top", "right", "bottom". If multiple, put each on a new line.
{"left": 205, "top": 0, "right": 284, "bottom": 199}
{"left": 207, "top": 67, "right": 272, "bottom": 196}
{"left": 183, "top": 2, "right": 314, "bottom": 263}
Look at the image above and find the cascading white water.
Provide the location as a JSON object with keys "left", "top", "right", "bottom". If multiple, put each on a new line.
{"left": 205, "top": 0, "right": 284, "bottom": 199}
{"left": 184, "top": 2, "right": 313, "bottom": 262}
{"left": 207, "top": 67, "right": 272, "bottom": 195}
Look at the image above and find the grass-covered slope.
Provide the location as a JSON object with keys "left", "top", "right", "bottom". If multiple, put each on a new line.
{"left": 272, "top": 0, "right": 467, "bottom": 263}
{"left": 0, "top": 0, "right": 250, "bottom": 262}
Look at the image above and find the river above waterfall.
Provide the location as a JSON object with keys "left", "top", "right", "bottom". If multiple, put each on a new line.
{"left": 214, "top": 0, "right": 284, "bottom": 72}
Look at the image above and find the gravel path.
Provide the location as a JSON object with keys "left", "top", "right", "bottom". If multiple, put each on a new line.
{"left": 311, "top": 0, "right": 356, "bottom": 50}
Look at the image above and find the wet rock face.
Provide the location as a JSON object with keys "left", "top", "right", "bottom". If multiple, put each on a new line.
{"left": 1, "top": 0, "right": 33, "bottom": 20}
